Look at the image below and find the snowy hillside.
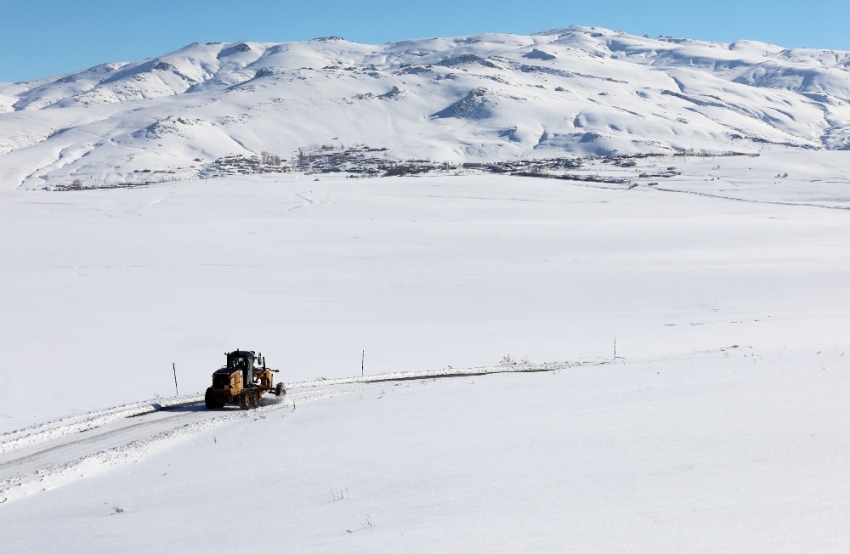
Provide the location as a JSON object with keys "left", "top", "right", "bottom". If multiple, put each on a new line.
{"left": 4, "top": 27, "right": 850, "bottom": 188}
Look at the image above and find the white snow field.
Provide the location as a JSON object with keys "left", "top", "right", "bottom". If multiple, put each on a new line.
{"left": 1, "top": 148, "right": 850, "bottom": 550}
{"left": 4, "top": 24, "right": 850, "bottom": 552}
{"left": 4, "top": 26, "right": 850, "bottom": 189}
{"left": 3, "top": 349, "right": 850, "bottom": 552}
{"left": 2, "top": 149, "right": 850, "bottom": 432}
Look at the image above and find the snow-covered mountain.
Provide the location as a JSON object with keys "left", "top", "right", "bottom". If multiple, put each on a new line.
{"left": 4, "top": 26, "right": 850, "bottom": 189}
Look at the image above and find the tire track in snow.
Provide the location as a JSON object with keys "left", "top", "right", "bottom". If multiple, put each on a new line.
{"left": 285, "top": 361, "right": 580, "bottom": 389}
{"left": 0, "top": 394, "right": 205, "bottom": 456}
{"left": 0, "top": 352, "right": 751, "bottom": 504}
{"left": 0, "top": 362, "right": 599, "bottom": 503}
{"left": 0, "top": 363, "right": 581, "bottom": 460}
{"left": 652, "top": 185, "right": 850, "bottom": 211}
{"left": 0, "top": 385, "right": 366, "bottom": 503}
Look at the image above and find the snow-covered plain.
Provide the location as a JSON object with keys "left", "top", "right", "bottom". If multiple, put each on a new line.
{"left": 1, "top": 151, "right": 850, "bottom": 550}
{"left": 4, "top": 348, "right": 850, "bottom": 552}
{"left": 4, "top": 25, "right": 850, "bottom": 552}
{"left": 3, "top": 149, "right": 850, "bottom": 433}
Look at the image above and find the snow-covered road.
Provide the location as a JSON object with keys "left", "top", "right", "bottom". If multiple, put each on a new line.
{"left": 4, "top": 347, "right": 850, "bottom": 553}
{"left": 0, "top": 363, "right": 575, "bottom": 501}
{"left": 0, "top": 408, "right": 212, "bottom": 483}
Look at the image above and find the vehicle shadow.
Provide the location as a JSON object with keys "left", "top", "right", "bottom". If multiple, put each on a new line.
{"left": 161, "top": 404, "right": 208, "bottom": 413}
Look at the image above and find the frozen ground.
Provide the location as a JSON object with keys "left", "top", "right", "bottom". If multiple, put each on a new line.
{"left": 2, "top": 149, "right": 850, "bottom": 431}
{"left": 1, "top": 148, "right": 850, "bottom": 550}
{"left": 3, "top": 348, "right": 850, "bottom": 552}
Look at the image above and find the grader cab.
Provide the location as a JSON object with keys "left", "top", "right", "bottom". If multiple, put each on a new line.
{"left": 204, "top": 349, "right": 285, "bottom": 409}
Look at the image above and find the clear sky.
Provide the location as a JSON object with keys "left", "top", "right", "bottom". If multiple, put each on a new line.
{"left": 1, "top": 0, "right": 848, "bottom": 82}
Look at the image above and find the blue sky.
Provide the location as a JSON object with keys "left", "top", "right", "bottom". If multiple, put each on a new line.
{"left": 1, "top": 0, "right": 848, "bottom": 82}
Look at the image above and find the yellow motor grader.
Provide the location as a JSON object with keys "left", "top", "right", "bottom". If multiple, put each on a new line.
{"left": 205, "top": 349, "right": 285, "bottom": 409}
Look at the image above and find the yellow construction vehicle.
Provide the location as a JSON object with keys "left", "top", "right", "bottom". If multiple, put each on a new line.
{"left": 205, "top": 349, "right": 285, "bottom": 409}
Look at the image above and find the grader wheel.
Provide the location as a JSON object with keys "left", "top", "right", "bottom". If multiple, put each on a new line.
{"left": 239, "top": 391, "right": 249, "bottom": 410}
{"left": 204, "top": 388, "right": 222, "bottom": 409}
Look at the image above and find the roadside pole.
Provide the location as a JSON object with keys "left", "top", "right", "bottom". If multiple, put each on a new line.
{"left": 173, "top": 363, "right": 179, "bottom": 396}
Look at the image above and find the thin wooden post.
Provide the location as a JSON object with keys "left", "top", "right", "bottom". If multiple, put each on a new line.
{"left": 361, "top": 350, "right": 365, "bottom": 377}
{"left": 172, "top": 363, "right": 179, "bottom": 396}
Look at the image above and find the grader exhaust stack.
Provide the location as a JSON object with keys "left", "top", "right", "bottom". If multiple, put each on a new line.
{"left": 204, "top": 349, "right": 286, "bottom": 409}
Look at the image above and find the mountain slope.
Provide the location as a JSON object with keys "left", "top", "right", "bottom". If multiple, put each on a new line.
{"left": 3, "top": 27, "right": 850, "bottom": 188}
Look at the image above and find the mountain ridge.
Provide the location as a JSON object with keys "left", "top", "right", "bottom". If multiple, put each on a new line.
{"left": 2, "top": 25, "right": 850, "bottom": 189}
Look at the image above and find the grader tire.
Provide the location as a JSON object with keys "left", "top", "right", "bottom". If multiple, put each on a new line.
{"left": 275, "top": 382, "right": 285, "bottom": 397}
{"left": 238, "top": 392, "right": 249, "bottom": 410}
{"left": 205, "top": 388, "right": 218, "bottom": 410}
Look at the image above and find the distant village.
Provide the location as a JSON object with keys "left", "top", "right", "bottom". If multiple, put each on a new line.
{"left": 49, "top": 145, "right": 756, "bottom": 191}
{"left": 201, "top": 144, "right": 698, "bottom": 185}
